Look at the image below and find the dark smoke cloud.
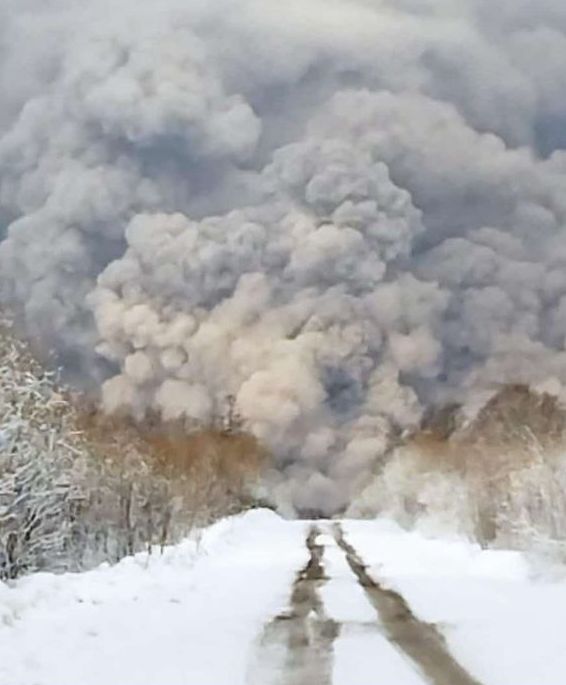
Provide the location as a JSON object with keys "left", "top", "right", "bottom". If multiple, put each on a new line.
{"left": 2, "top": 0, "right": 566, "bottom": 512}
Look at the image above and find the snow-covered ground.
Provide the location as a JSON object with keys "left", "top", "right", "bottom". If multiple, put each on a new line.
{"left": 343, "top": 520, "right": 566, "bottom": 685}
{"left": 0, "top": 510, "right": 308, "bottom": 685}
{"left": 2, "top": 510, "right": 566, "bottom": 685}
{"left": 319, "top": 532, "right": 426, "bottom": 685}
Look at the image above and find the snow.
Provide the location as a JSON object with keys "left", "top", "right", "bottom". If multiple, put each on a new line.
{"left": 3, "top": 510, "right": 566, "bottom": 685}
{"left": 332, "top": 627, "right": 426, "bottom": 685}
{"left": 318, "top": 533, "right": 375, "bottom": 624}
{"left": 343, "top": 519, "right": 566, "bottom": 685}
{"left": 319, "top": 532, "right": 427, "bottom": 685}
{"left": 0, "top": 510, "right": 308, "bottom": 685}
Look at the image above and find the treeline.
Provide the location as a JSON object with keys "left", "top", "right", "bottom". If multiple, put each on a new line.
{"left": 352, "top": 385, "right": 566, "bottom": 555}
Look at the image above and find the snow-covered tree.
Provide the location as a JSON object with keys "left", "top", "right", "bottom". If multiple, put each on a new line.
{"left": 0, "top": 318, "right": 175, "bottom": 576}
{"left": 0, "top": 315, "right": 261, "bottom": 579}
{"left": 0, "top": 319, "right": 89, "bottom": 577}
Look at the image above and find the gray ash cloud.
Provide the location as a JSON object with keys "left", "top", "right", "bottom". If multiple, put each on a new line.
{"left": 3, "top": 0, "right": 566, "bottom": 512}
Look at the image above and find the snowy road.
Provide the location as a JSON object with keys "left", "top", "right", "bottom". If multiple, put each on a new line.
{"left": 249, "top": 523, "right": 479, "bottom": 685}
{"left": 2, "top": 510, "right": 566, "bottom": 685}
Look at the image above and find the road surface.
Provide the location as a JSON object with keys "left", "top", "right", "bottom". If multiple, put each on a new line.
{"left": 2, "top": 510, "right": 566, "bottom": 685}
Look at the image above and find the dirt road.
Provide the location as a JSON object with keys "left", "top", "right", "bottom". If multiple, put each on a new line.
{"left": 249, "top": 523, "right": 483, "bottom": 685}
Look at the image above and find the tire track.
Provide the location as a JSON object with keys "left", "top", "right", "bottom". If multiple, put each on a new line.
{"left": 247, "top": 526, "right": 339, "bottom": 685}
{"left": 333, "top": 523, "right": 483, "bottom": 685}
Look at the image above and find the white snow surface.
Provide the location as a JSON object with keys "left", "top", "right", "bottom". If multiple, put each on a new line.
{"left": 0, "top": 510, "right": 308, "bottom": 685}
{"left": 319, "top": 531, "right": 427, "bottom": 685}
{"left": 2, "top": 510, "right": 566, "bottom": 685}
{"left": 343, "top": 519, "right": 566, "bottom": 685}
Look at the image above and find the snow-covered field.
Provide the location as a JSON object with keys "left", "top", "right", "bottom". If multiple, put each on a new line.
{"left": 2, "top": 510, "right": 566, "bottom": 685}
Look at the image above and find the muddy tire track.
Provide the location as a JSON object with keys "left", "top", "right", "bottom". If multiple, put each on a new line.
{"left": 333, "top": 524, "right": 483, "bottom": 685}
{"left": 247, "top": 526, "right": 339, "bottom": 685}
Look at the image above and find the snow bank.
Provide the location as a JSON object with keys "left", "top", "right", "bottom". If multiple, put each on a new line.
{"left": 0, "top": 509, "right": 307, "bottom": 685}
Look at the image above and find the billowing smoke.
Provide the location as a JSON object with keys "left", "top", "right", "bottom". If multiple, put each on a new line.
{"left": 3, "top": 0, "right": 566, "bottom": 512}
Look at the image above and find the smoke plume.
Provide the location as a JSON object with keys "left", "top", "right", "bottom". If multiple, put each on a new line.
{"left": 3, "top": 0, "right": 566, "bottom": 512}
